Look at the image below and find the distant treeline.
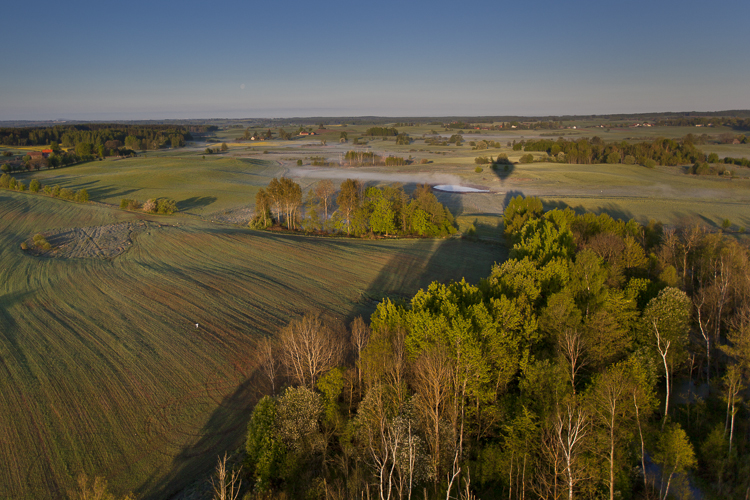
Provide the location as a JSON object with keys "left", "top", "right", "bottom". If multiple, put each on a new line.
{"left": 654, "top": 116, "right": 750, "bottom": 130}
{"left": 365, "top": 127, "right": 399, "bottom": 137}
{"left": 516, "top": 137, "right": 707, "bottom": 166}
{"left": 252, "top": 179, "right": 456, "bottom": 238}
{"left": 0, "top": 124, "right": 204, "bottom": 149}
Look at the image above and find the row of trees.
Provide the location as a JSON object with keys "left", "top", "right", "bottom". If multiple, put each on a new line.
{"left": 251, "top": 179, "right": 456, "bottom": 238}
{"left": 0, "top": 124, "right": 193, "bottom": 149}
{"left": 516, "top": 137, "right": 706, "bottom": 166}
{"left": 342, "top": 151, "right": 408, "bottom": 167}
{"left": 1, "top": 173, "right": 89, "bottom": 202}
{"left": 235, "top": 197, "right": 750, "bottom": 500}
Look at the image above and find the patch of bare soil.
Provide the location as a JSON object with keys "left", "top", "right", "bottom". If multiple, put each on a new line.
{"left": 205, "top": 205, "right": 255, "bottom": 225}
{"left": 24, "top": 221, "right": 162, "bottom": 259}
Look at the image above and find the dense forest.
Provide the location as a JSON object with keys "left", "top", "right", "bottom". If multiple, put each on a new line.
{"left": 251, "top": 179, "right": 456, "bottom": 238}
{"left": 0, "top": 123, "right": 200, "bottom": 150}
{"left": 230, "top": 197, "right": 750, "bottom": 500}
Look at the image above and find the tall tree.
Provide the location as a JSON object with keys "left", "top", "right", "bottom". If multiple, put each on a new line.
{"left": 642, "top": 287, "right": 691, "bottom": 427}
{"left": 337, "top": 179, "right": 361, "bottom": 235}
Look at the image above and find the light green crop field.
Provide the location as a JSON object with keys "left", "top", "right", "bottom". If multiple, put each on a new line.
{"left": 0, "top": 191, "right": 502, "bottom": 499}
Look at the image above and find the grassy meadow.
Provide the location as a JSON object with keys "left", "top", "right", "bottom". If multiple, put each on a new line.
{"left": 0, "top": 191, "right": 502, "bottom": 499}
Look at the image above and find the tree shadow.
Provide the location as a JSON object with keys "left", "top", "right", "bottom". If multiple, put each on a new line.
{"left": 178, "top": 196, "right": 218, "bottom": 212}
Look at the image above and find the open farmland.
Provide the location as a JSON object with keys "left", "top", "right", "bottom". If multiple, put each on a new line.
{"left": 0, "top": 191, "right": 501, "bottom": 499}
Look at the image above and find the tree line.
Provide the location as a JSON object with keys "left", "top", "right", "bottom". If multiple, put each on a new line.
{"left": 515, "top": 137, "right": 707, "bottom": 167}
{"left": 0, "top": 123, "right": 194, "bottom": 150}
{"left": 1, "top": 173, "right": 89, "bottom": 202}
{"left": 231, "top": 197, "right": 750, "bottom": 500}
{"left": 251, "top": 179, "right": 456, "bottom": 238}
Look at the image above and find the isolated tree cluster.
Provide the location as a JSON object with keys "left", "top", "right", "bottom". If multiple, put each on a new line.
{"left": 251, "top": 178, "right": 456, "bottom": 238}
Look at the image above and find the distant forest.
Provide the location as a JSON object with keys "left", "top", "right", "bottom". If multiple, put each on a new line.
{"left": 0, "top": 123, "right": 216, "bottom": 149}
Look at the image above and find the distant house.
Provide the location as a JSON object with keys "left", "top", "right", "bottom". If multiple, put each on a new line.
{"left": 28, "top": 151, "right": 44, "bottom": 159}
{"left": 299, "top": 131, "right": 316, "bottom": 136}
{"left": 42, "top": 149, "right": 53, "bottom": 158}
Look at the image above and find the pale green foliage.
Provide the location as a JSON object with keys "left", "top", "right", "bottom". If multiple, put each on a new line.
{"left": 276, "top": 386, "right": 323, "bottom": 453}
{"left": 503, "top": 195, "right": 543, "bottom": 241}
{"left": 511, "top": 210, "right": 575, "bottom": 265}
{"left": 653, "top": 423, "right": 696, "bottom": 500}
{"left": 316, "top": 367, "right": 344, "bottom": 424}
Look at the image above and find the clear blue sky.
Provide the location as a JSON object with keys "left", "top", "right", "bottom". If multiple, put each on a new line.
{"left": 2, "top": 0, "right": 748, "bottom": 120}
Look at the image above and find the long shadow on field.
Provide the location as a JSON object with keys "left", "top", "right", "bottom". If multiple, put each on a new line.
{"left": 145, "top": 368, "right": 266, "bottom": 500}
{"left": 177, "top": 196, "right": 218, "bottom": 212}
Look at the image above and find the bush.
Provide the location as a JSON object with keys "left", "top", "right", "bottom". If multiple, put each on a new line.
{"left": 624, "top": 155, "right": 636, "bottom": 165}
{"left": 33, "top": 233, "right": 52, "bottom": 251}
{"left": 76, "top": 189, "right": 89, "bottom": 202}
{"left": 59, "top": 188, "right": 75, "bottom": 200}
{"left": 475, "top": 166, "right": 483, "bottom": 173}
{"left": 15, "top": 181, "right": 26, "bottom": 191}
{"left": 520, "top": 154, "right": 535, "bottom": 163}
{"left": 143, "top": 199, "right": 157, "bottom": 213}
{"left": 51, "top": 185, "right": 60, "bottom": 197}
{"left": 297, "top": 159, "right": 303, "bottom": 166}
{"left": 0, "top": 173, "right": 10, "bottom": 188}
{"left": 29, "top": 179, "right": 40, "bottom": 193}
{"left": 643, "top": 159, "right": 656, "bottom": 169}
{"left": 121, "top": 198, "right": 142, "bottom": 210}
{"left": 20, "top": 242, "right": 28, "bottom": 251}
{"left": 475, "top": 156, "right": 491, "bottom": 165}
{"left": 156, "top": 198, "right": 177, "bottom": 214}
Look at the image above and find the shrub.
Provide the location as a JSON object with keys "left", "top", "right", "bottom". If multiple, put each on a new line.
{"left": 624, "top": 155, "right": 636, "bottom": 165}
{"left": 43, "top": 185, "right": 52, "bottom": 195}
{"left": 475, "top": 156, "right": 490, "bottom": 165}
{"left": 29, "top": 179, "right": 40, "bottom": 193}
{"left": 16, "top": 181, "right": 26, "bottom": 191}
{"left": 0, "top": 173, "right": 10, "bottom": 188}
{"left": 156, "top": 198, "right": 177, "bottom": 214}
{"left": 475, "top": 166, "right": 483, "bottom": 173}
{"left": 52, "top": 185, "right": 61, "bottom": 197}
{"left": 20, "top": 242, "right": 28, "bottom": 251}
{"left": 220, "top": 142, "right": 228, "bottom": 151}
{"left": 643, "top": 159, "right": 656, "bottom": 169}
{"left": 59, "top": 188, "right": 75, "bottom": 200}
{"left": 520, "top": 154, "right": 535, "bottom": 163}
{"left": 420, "top": 158, "right": 430, "bottom": 164}
{"left": 143, "top": 199, "right": 157, "bottom": 213}
{"left": 297, "top": 159, "right": 303, "bottom": 166}
{"left": 76, "top": 189, "right": 89, "bottom": 202}
{"left": 33, "top": 233, "right": 51, "bottom": 251}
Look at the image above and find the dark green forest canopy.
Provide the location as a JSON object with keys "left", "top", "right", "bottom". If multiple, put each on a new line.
{"left": 0, "top": 123, "right": 202, "bottom": 148}
{"left": 242, "top": 196, "right": 750, "bottom": 500}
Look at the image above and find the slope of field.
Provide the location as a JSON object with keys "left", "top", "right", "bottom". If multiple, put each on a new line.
{"left": 0, "top": 192, "right": 503, "bottom": 499}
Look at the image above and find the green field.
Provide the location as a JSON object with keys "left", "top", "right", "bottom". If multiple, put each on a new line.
{"left": 0, "top": 191, "right": 502, "bottom": 498}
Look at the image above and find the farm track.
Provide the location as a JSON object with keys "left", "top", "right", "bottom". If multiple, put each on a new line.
{"left": 0, "top": 191, "right": 500, "bottom": 499}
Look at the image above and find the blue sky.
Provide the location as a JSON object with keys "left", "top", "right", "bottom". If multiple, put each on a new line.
{"left": 2, "top": 0, "right": 748, "bottom": 120}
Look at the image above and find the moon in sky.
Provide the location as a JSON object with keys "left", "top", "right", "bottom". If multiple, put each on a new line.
{"left": 240, "top": 83, "right": 245, "bottom": 90}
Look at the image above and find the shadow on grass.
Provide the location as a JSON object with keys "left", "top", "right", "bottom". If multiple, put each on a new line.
{"left": 178, "top": 196, "right": 218, "bottom": 212}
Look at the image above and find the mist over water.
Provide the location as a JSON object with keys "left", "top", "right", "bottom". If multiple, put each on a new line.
{"left": 287, "top": 166, "right": 464, "bottom": 186}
